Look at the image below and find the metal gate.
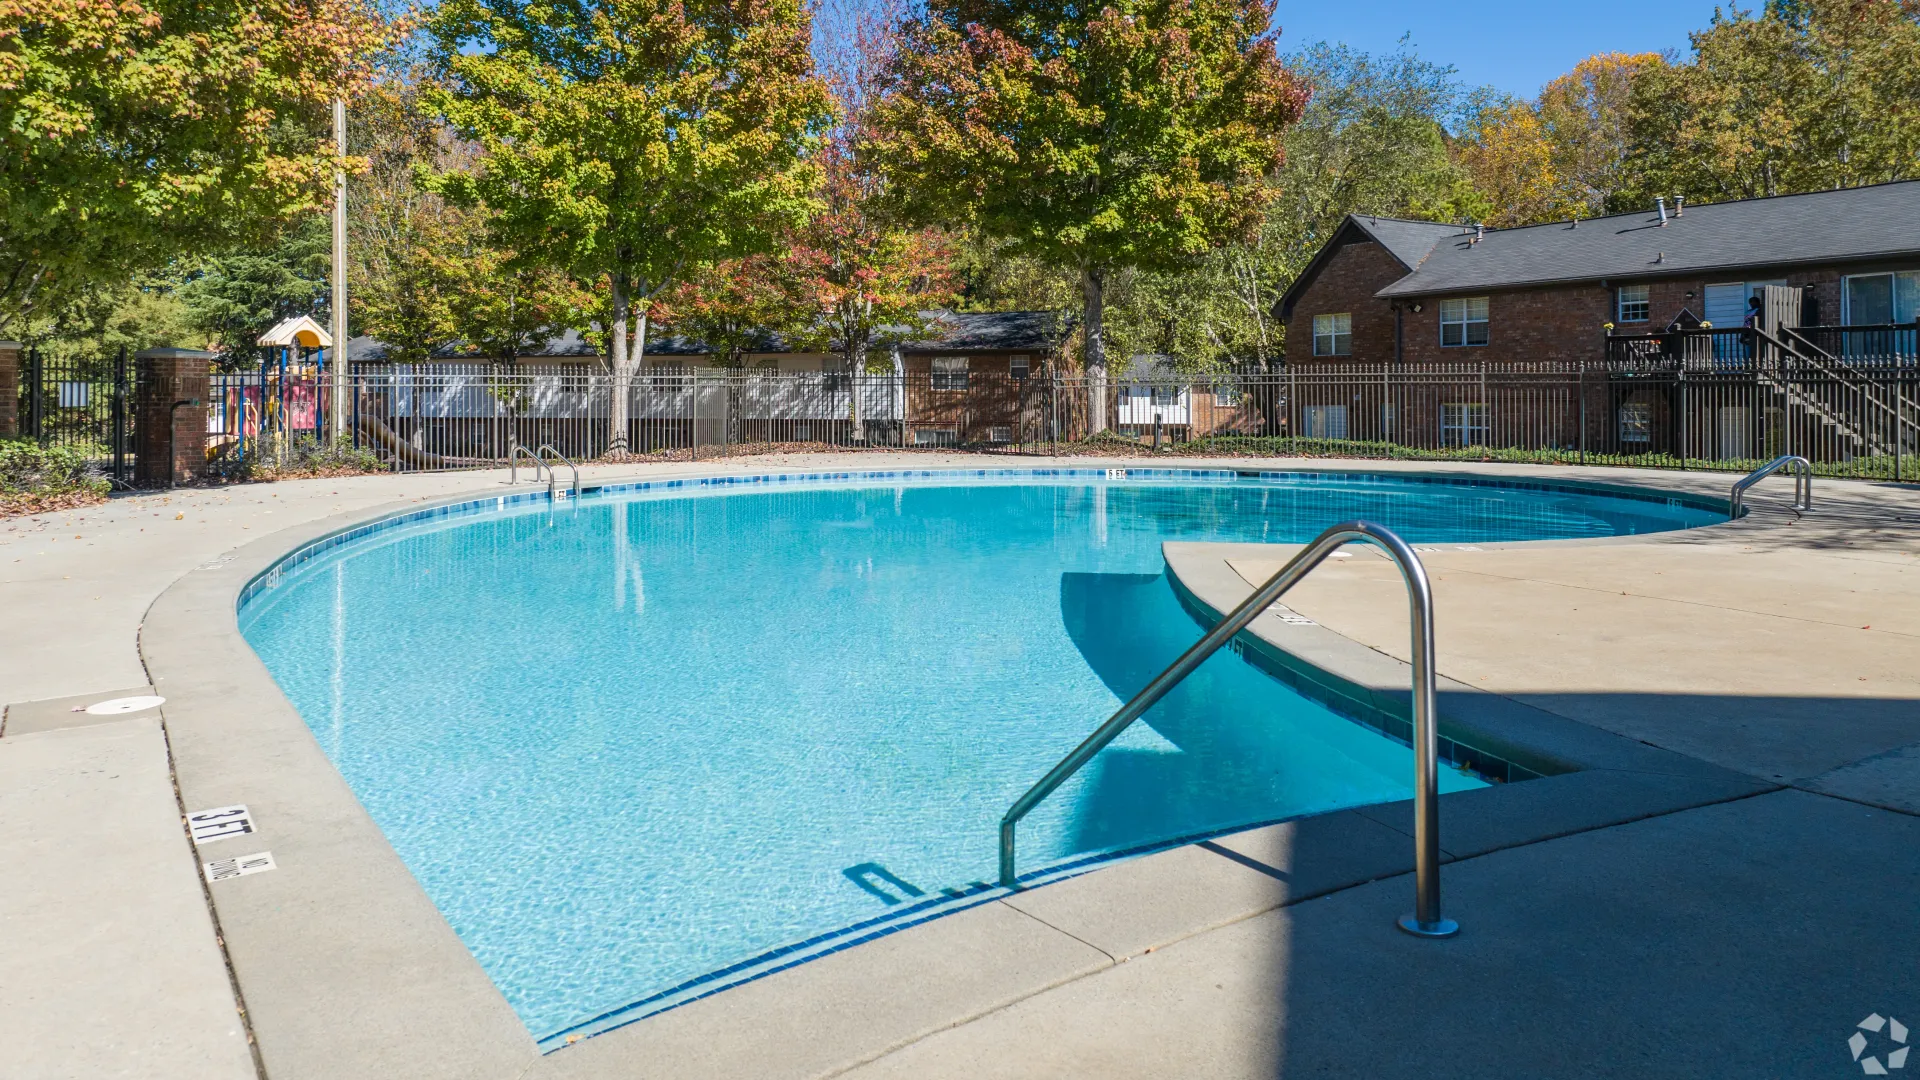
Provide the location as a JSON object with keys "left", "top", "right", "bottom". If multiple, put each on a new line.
{"left": 18, "top": 346, "right": 137, "bottom": 486}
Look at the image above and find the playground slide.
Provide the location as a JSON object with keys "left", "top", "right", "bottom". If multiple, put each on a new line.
{"left": 354, "top": 412, "right": 488, "bottom": 470}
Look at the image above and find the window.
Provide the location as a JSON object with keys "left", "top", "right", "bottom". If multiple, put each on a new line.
{"left": 1439, "top": 298, "right": 1489, "bottom": 346}
{"left": 930, "top": 356, "right": 968, "bottom": 391}
{"left": 1617, "top": 285, "right": 1650, "bottom": 323}
{"left": 1213, "top": 386, "right": 1242, "bottom": 407}
{"left": 988, "top": 425, "right": 1013, "bottom": 443}
{"left": 1150, "top": 384, "right": 1180, "bottom": 406}
{"left": 1312, "top": 313, "right": 1351, "bottom": 356}
{"left": 1440, "top": 402, "right": 1489, "bottom": 446}
{"left": 1300, "top": 404, "right": 1348, "bottom": 439}
{"left": 1619, "top": 402, "right": 1652, "bottom": 444}
{"left": 913, "top": 428, "right": 958, "bottom": 445}
{"left": 1844, "top": 272, "right": 1920, "bottom": 324}
{"left": 1009, "top": 354, "right": 1032, "bottom": 379}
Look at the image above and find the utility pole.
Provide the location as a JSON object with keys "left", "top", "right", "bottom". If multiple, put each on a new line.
{"left": 330, "top": 97, "right": 349, "bottom": 438}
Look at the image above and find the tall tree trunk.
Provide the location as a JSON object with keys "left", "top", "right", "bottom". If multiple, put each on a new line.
{"left": 608, "top": 271, "right": 632, "bottom": 457}
{"left": 845, "top": 312, "right": 865, "bottom": 443}
{"left": 1082, "top": 264, "right": 1108, "bottom": 433}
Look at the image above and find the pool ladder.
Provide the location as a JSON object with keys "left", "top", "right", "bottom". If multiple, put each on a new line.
{"left": 507, "top": 443, "right": 581, "bottom": 501}
{"left": 537, "top": 444, "right": 581, "bottom": 501}
{"left": 997, "top": 520, "right": 1459, "bottom": 939}
{"left": 1730, "top": 455, "right": 1812, "bottom": 518}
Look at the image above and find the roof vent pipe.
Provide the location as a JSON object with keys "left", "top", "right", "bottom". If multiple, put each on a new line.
{"left": 1657, "top": 197, "right": 1669, "bottom": 226}
{"left": 1474, "top": 223, "right": 1485, "bottom": 244}
{"left": 1674, "top": 195, "right": 1684, "bottom": 217}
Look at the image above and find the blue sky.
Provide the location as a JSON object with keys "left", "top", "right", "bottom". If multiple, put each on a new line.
{"left": 1273, "top": 0, "right": 1726, "bottom": 97}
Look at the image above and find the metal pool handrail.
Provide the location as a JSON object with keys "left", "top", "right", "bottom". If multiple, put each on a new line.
{"left": 1730, "top": 455, "right": 1812, "bottom": 517}
{"left": 997, "top": 520, "right": 1459, "bottom": 939}
{"left": 509, "top": 444, "right": 547, "bottom": 487}
{"left": 536, "top": 444, "right": 581, "bottom": 500}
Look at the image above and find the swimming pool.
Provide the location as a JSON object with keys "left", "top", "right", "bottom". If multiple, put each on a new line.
{"left": 237, "top": 468, "right": 1723, "bottom": 1046}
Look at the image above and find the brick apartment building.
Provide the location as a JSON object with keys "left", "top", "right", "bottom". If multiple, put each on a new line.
{"left": 1278, "top": 180, "right": 1920, "bottom": 367}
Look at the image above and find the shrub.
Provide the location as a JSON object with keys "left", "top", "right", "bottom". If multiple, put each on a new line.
{"left": 242, "top": 435, "right": 389, "bottom": 480}
{"left": 0, "top": 440, "right": 110, "bottom": 496}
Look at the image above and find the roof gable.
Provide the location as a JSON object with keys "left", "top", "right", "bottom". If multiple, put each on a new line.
{"left": 1276, "top": 215, "right": 1460, "bottom": 320}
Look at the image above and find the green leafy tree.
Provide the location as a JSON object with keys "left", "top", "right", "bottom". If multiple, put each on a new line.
{"left": 865, "top": 0, "right": 1306, "bottom": 428}
{"left": 947, "top": 41, "right": 1482, "bottom": 372}
{"left": 175, "top": 217, "right": 333, "bottom": 367}
{"left": 423, "top": 0, "right": 836, "bottom": 454}
{"left": 1621, "top": 0, "right": 1920, "bottom": 204}
{"left": 0, "top": 0, "right": 396, "bottom": 336}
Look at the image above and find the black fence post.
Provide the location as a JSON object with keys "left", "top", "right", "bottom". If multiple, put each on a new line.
{"left": 113, "top": 345, "right": 128, "bottom": 483}
{"left": 1578, "top": 362, "right": 1587, "bottom": 465}
{"left": 27, "top": 346, "right": 43, "bottom": 443}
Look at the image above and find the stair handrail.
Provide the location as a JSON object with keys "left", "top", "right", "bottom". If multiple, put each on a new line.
{"left": 997, "top": 520, "right": 1458, "bottom": 939}
{"left": 536, "top": 443, "right": 581, "bottom": 500}
{"left": 1730, "top": 454, "right": 1812, "bottom": 517}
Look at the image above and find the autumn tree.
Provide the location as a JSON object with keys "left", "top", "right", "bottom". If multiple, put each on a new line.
{"left": 0, "top": 0, "right": 395, "bottom": 335}
{"left": 865, "top": 0, "right": 1306, "bottom": 429}
{"left": 423, "top": 0, "right": 835, "bottom": 455}
{"left": 348, "top": 78, "right": 589, "bottom": 367}
{"left": 659, "top": 255, "right": 809, "bottom": 367}
{"left": 1458, "top": 52, "right": 1662, "bottom": 225}
{"left": 789, "top": 0, "right": 956, "bottom": 430}
{"left": 1620, "top": 0, "right": 1920, "bottom": 204}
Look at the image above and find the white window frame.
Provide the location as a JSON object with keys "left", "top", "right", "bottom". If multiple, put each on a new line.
{"left": 930, "top": 356, "right": 969, "bottom": 392}
{"left": 912, "top": 427, "right": 958, "bottom": 446}
{"left": 1618, "top": 402, "right": 1652, "bottom": 444}
{"left": 1439, "top": 297, "right": 1490, "bottom": 347}
{"left": 1311, "top": 313, "right": 1352, "bottom": 356}
{"left": 1617, "top": 284, "right": 1650, "bottom": 324}
{"left": 1440, "top": 402, "right": 1489, "bottom": 446}
{"left": 988, "top": 425, "right": 1013, "bottom": 443}
{"left": 1009, "top": 354, "right": 1032, "bottom": 379}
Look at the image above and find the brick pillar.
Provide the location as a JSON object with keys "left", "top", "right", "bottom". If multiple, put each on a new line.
{"left": 135, "top": 348, "right": 215, "bottom": 487}
{"left": 0, "top": 340, "right": 20, "bottom": 438}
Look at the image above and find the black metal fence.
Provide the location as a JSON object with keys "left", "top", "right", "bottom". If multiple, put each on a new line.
{"left": 38, "top": 324, "right": 1912, "bottom": 483}
{"left": 16, "top": 346, "right": 136, "bottom": 485}
{"left": 312, "top": 335, "right": 1919, "bottom": 481}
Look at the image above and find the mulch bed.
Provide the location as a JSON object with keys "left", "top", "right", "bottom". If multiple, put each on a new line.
{"left": 1, "top": 489, "right": 109, "bottom": 518}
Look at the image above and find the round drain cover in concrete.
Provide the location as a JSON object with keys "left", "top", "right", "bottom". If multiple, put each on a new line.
{"left": 84, "top": 695, "right": 167, "bottom": 715}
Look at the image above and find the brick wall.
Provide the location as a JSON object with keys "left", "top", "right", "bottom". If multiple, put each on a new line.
{"left": 0, "top": 341, "right": 18, "bottom": 438}
{"left": 134, "top": 348, "right": 214, "bottom": 487}
{"left": 1398, "top": 284, "right": 1613, "bottom": 365}
{"left": 1281, "top": 239, "right": 1409, "bottom": 365}
{"left": 1285, "top": 233, "right": 1903, "bottom": 369}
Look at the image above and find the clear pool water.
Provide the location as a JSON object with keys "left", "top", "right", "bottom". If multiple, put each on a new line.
{"left": 238, "top": 470, "right": 1720, "bottom": 1044}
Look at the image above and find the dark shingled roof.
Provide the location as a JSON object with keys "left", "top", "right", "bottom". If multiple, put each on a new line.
{"left": 1377, "top": 180, "right": 1920, "bottom": 298}
{"left": 1352, "top": 216, "right": 1467, "bottom": 270}
{"left": 343, "top": 310, "right": 1063, "bottom": 362}
{"left": 899, "top": 310, "right": 1066, "bottom": 351}
{"left": 1275, "top": 215, "right": 1466, "bottom": 320}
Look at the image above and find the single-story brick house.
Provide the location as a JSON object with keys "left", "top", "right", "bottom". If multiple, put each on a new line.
{"left": 1277, "top": 180, "right": 1920, "bottom": 367}
{"left": 345, "top": 310, "right": 1066, "bottom": 448}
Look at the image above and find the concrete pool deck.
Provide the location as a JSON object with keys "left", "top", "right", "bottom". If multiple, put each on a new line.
{"left": 3, "top": 454, "right": 1916, "bottom": 1079}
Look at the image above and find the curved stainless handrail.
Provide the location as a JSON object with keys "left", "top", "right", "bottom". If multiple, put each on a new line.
{"left": 536, "top": 444, "right": 581, "bottom": 500}
{"left": 508, "top": 444, "right": 547, "bottom": 487}
{"left": 1730, "top": 454, "right": 1812, "bottom": 517}
{"left": 998, "top": 520, "right": 1457, "bottom": 939}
